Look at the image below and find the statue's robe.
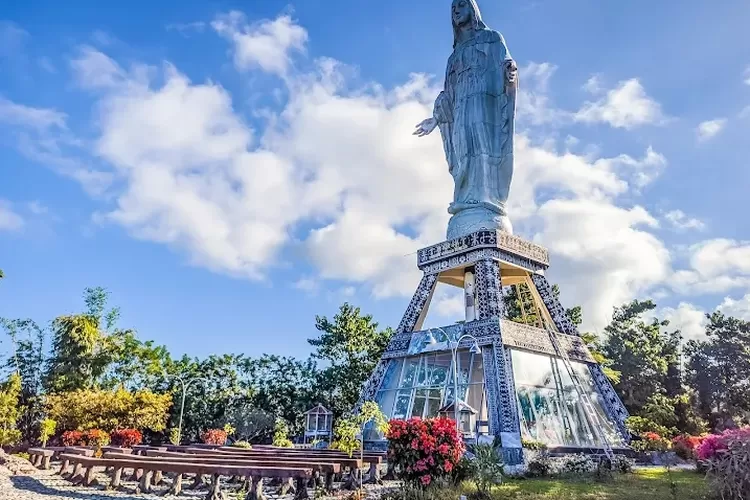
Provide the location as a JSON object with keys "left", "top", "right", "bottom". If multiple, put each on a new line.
{"left": 433, "top": 29, "right": 516, "bottom": 221}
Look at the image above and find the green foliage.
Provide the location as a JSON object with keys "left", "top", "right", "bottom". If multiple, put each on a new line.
{"left": 273, "top": 419, "right": 294, "bottom": 448}
{"left": 168, "top": 427, "right": 180, "bottom": 445}
{"left": 626, "top": 416, "right": 671, "bottom": 438}
{"left": 309, "top": 303, "right": 393, "bottom": 419}
{"left": 332, "top": 401, "right": 389, "bottom": 457}
{"left": 14, "top": 452, "right": 30, "bottom": 461}
{"left": 685, "top": 312, "right": 750, "bottom": 430}
{"left": 0, "top": 373, "right": 22, "bottom": 446}
{"left": 39, "top": 418, "right": 57, "bottom": 447}
{"left": 469, "top": 443, "right": 504, "bottom": 498}
{"left": 521, "top": 439, "right": 547, "bottom": 451}
{"left": 44, "top": 288, "right": 131, "bottom": 393}
{"left": 223, "top": 423, "right": 236, "bottom": 436}
{"left": 231, "top": 440, "right": 252, "bottom": 449}
{"left": 45, "top": 387, "right": 172, "bottom": 433}
{"left": 226, "top": 408, "right": 275, "bottom": 443}
{"left": 603, "top": 300, "right": 682, "bottom": 415}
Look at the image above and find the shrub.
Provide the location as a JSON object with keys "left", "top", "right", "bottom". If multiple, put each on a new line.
{"left": 14, "top": 452, "right": 31, "bottom": 461}
{"left": 631, "top": 431, "right": 671, "bottom": 453}
{"left": 697, "top": 427, "right": 750, "bottom": 461}
{"left": 39, "top": 418, "right": 57, "bottom": 447}
{"left": 559, "top": 454, "right": 597, "bottom": 476}
{"left": 111, "top": 429, "right": 143, "bottom": 448}
{"left": 470, "top": 443, "right": 504, "bottom": 498}
{"left": 45, "top": 388, "right": 172, "bottom": 434}
{"left": 521, "top": 439, "right": 547, "bottom": 451}
{"left": 0, "top": 374, "right": 22, "bottom": 446}
{"left": 85, "top": 429, "right": 110, "bottom": 448}
{"left": 672, "top": 435, "right": 704, "bottom": 461}
{"left": 273, "top": 419, "right": 294, "bottom": 448}
{"left": 386, "top": 417, "right": 465, "bottom": 488}
{"left": 200, "top": 429, "right": 228, "bottom": 445}
{"left": 168, "top": 428, "right": 180, "bottom": 445}
{"left": 525, "top": 449, "right": 552, "bottom": 478}
{"left": 705, "top": 428, "right": 750, "bottom": 500}
{"left": 610, "top": 455, "right": 634, "bottom": 474}
{"left": 331, "top": 402, "right": 389, "bottom": 457}
{"left": 231, "top": 440, "right": 252, "bottom": 449}
{"left": 62, "top": 430, "right": 84, "bottom": 446}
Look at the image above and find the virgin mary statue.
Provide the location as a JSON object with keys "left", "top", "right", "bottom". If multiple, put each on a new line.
{"left": 414, "top": 0, "right": 518, "bottom": 239}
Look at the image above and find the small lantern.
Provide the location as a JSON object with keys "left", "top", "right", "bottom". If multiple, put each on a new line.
{"left": 438, "top": 400, "right": 478, "bottom": 435}
{"left": 303, "top": 404, "right": 333, "bottom": 445}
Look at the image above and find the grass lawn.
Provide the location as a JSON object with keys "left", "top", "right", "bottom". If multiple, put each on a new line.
{"left": 462, "top": 468, "right": 710, "bottom": 500}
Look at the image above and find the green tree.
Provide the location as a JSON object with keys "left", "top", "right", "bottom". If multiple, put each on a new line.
{"left": 44, "top": 287, "right": 130, "bottom": 392}
{"left": 685, "top": 312, "right": 750, "bottom": 430}
{"left": 602, "top": 299, "right": 682, "bottom": 415}
{"left": 308, "top": 303, "right": 393, "bottom": 418}
{"left": 503, "top": 283, "right": 581, "bottom": 327}
{"left": 0, "top": 318, "right": 47, "bottom": 442}
{"left": 0, "top": 373, "right": 22, "bottom": 446}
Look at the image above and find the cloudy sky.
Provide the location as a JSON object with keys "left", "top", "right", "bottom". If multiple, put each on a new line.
{"left": 1, "top": 0, "right": 749, "bottom": 358}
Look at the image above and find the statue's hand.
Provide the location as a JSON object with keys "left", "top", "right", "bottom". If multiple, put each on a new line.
{"left": 413, "top": 117, "right": 438, "bottom": 137}
{"left": 505, "top": 59, "right": 518, "bottom": 86}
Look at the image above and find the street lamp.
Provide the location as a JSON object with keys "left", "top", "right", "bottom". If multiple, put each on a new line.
{"left": 174, "top": 375, "right": 206, "bottom": 445}
{"left": 425, "top": 327, "right": 481, "bottom": 432}
{"left": 449, "top": 332, "right": 481, "bottom": 433}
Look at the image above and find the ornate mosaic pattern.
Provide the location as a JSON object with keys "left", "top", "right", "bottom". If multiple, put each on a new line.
{"left": 383, "top": 319, "right": 502, "bottom": 360}
{"left": 396, "top": 273, "right": 438, "bottom": 333}
{"left": 589, "top": 364, "right": 630, "bottom": 438}
{"left": 530, "top": 274, "right": 578, "bottom": 336}
{"left": 417, "top": 230, "right": 550, "bottom": 269}
{"left": 483, "top": 342, "right": 521, "bottom": 438}
{"left": 501, "top": 320, "right": 595, "bottom": 363}
{"left": 421, "top": 247, "right": 546, "bottom": 275}
{"left": 475, "top": 259, "right": 503, "bottom": 319}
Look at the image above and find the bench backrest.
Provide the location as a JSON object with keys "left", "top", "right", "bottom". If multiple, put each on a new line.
{"left": 190, "top": 447, "right": 382, "bottom": 464}
{"left": 59, "top": 454, "right": 313, "bottom": 478}
{"left": 108, "top": 451, "right": 342, "bottom": 473}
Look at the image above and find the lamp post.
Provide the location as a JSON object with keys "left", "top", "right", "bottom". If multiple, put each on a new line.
{"left": 450, "top": 334, "right": 482, "bottom": 433}
{"left": 424, "top": 327, "right": 481, "bottom": 432}
{"left": 175, "top": 375, "right": 206, "bottom": 445}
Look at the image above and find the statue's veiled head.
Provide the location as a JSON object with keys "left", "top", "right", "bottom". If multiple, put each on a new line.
{"left": 452, "top": 0, "right": 487, "bottom": 46}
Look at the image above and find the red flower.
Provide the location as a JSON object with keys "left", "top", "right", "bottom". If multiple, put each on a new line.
{"left": 420, "top": 475, "right": 432, "bottom": 486}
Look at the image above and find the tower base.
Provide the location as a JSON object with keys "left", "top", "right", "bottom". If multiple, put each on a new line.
{"left": 358, "top": 230, "right": 630, "bottom": 465}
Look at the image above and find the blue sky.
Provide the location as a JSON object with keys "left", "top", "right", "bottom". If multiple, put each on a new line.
{"left": 1, "top": 0, "right": 750, "bottom": 360}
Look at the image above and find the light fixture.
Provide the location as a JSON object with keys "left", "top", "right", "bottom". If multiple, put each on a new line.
{"left": 469, "top": 341, "right": 481, "bottom": 355}
{"left": 424, "top": 330, "right": 438, "bottom": 346}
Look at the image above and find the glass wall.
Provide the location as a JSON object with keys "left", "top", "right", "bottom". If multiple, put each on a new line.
{"left": 510, "top": 349, "right": 624, "bottom": 448}
{"left": 366, "top": 350, "right": 487, "bottom": 440}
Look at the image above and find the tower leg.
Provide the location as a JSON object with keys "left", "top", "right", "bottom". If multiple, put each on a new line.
{"left": 475, "top": 258, "right": 523, "bottom": 466}
{"left": 529, "top": 273, "right": 630, "bottom": 438}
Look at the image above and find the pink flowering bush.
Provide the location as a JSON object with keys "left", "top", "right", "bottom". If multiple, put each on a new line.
{"left": 386, "top": 417, "right": 465, "bottom": 488}
{"left": 672, "top": 435, "right": 705, "bottom": 460}
{"left": 701, "top": 427, "right": 750, "bottom": 500}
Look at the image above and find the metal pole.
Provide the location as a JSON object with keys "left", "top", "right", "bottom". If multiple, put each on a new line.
{"left": 177, "top": 378, "right": 187, "bottom": 445}
{"left": 452, "top": 342, "right": 460, "bottom": 431}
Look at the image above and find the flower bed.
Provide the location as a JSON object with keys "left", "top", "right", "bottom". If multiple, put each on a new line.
{"left": 386, "top": 417, "right": 464, "bottom": 488}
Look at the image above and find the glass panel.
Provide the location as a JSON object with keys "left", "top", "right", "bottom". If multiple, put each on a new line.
{"left": 412, "top": 389, "right": 428, "bottom": 418}
{"left": 511, "top": 349, "right": 624, "bottom": 448}
{"left": 393, "top": 390, "right": 412, "bottom": 420}
{"left": 381, "top": 360, "right": 404, "bottom": 391}
{"left": 401, "top": 360, "right": 419, "bottom": 388}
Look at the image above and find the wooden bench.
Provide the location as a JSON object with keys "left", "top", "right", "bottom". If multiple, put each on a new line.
{"left": 27, "top": 448, "right": 55, "bottom": 470}
{"left": 131, "top": 445, "right": 167, "bottom": 456}
{"left": 198, "top": 447, "right": 385, "bottom": 485}
{"left": 57, "top": 447, "right": 95, "bottom": 478}
{"left": 138, "top": 449, "right": 345, "bottom": 491}
{"left": 59, "top": 453, "right": 314, "bottom": 500}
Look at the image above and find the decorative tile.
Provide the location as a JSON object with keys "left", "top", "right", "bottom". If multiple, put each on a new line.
{"left": 417, "top": 230, "right": 549, "bottom": 269}
{"left": 475, "top": 259, "right": 503, "bottom": 319}
{"left": 395, "top": 274, "right": 438, "bottom": 334}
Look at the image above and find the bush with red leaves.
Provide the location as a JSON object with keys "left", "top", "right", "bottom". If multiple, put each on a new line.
{"left": 111, "top": 429, "right": 143, "bottom": 448}
{"left": 200, "top": 429, "right": 228, "bottom": 445}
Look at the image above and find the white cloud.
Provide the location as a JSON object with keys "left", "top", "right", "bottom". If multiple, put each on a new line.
{"left": 740, "top": 105, "right": 750, "bottom": 119}
{"left": 166, "top": 22, "right": 206, "bottom": 36}
{"left": 538, "top": 199, "right": 670, "bottom": 331}
{"left": 0, "top": 200, "right": 24, "bottom": 231}
{"left": 575, "top": 79, "right": 664, "bottom": 129}
{"left": 744, "top": 66, "right": 750, "bottom": 86}
{"left": 671, "top": 239, "right": 750, "bottom": 294}
{"left": 517, "top": 62, "right": 563, "bottom": 125}
{"left": 664, "top": 209, "right": 705, "bottom": 231}
{"left": 582, "top": 75, "right": 603, "bottom": 94}
{"left": 212, "top": 12, "right": 307, "bottom": 77}
{"left": 0, "top": 97, "right": 67, "bottom": 130}
{"left": 718, "top": 293, "right": 750, "bottom": 321}
{"left": 25, "top": 13, "right": 700, "bottom": 334}
{"left": 659, "top": 302, "right": 707, "bottom": 341}
{"left": 697, "top": 118, "right": 727, "bottom": 141}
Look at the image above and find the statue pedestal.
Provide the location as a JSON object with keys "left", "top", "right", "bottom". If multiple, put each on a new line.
{"left": 358, "top": 230, "right": 630, "bottom": 464}
{"left": 447, "top": 207, "right": 513, "bottom": 240}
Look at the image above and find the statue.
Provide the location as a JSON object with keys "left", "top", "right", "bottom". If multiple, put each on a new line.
{"left": 414, "top": 0, "right": 518, "bottom": 239}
